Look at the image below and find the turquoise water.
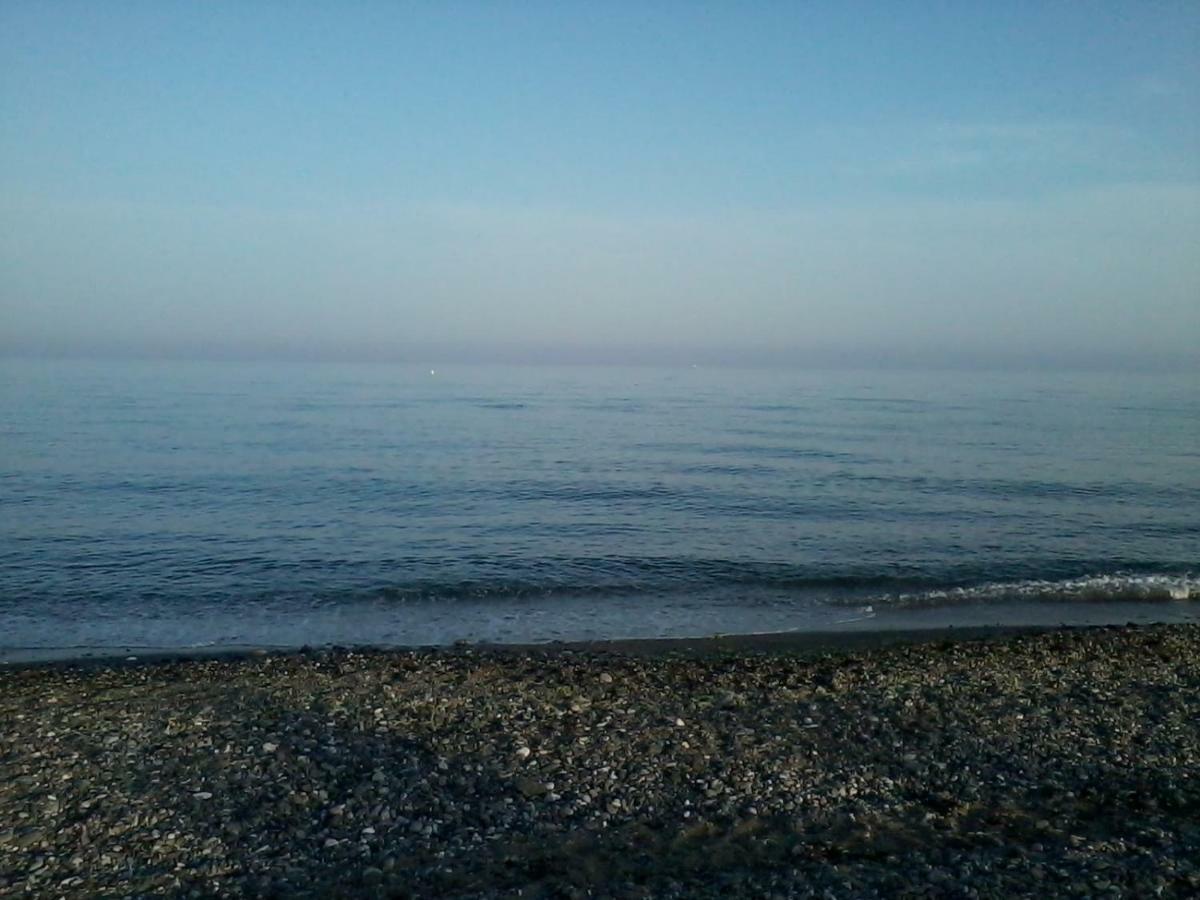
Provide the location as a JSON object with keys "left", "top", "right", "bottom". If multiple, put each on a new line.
{"left": 1, "top": 359, "right": 1196, "bottom": 656}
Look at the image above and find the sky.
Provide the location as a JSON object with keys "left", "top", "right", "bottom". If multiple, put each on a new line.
{"left": 2, "top": 2, "right": 1198, "bottom": 369}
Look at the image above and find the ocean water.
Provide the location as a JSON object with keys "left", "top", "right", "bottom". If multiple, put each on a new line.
{"left": 1, "top": 359, "right": 1197, "bottom": 659}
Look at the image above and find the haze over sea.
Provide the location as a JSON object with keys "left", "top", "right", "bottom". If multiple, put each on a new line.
{"left": 2, "top": 358, "right": 1196, "bottom": 660}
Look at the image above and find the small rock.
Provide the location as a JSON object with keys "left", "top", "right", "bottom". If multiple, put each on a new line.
{"left": 262, "top": 742, "right": 278, "bottom": 753}
{"left": 515, "top": 746, "right": 532, "bottom": 760}
{"left": 514, "top": 776, "right": 548, "bottom": 799}
{"left": 599, "top": 672, "right": 614, "bottom": 684}
{"left": 15, "top": 828, "right": 44, "bottom": 848}
{"left": 192, "top": 791, "right": 213, "bottom": 801}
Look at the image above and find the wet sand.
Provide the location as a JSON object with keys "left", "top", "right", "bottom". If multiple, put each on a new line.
{"left": 3, "top": 623, "right": 1051, "bottom": 669}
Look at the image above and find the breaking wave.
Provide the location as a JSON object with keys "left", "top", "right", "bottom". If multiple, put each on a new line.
{"left": 869, "top": 573, "right": 1198, "bottom": 609}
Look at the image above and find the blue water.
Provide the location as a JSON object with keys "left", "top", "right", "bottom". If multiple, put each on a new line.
{"left": 2, "top": 359, "right": 1197, "bottom": 657}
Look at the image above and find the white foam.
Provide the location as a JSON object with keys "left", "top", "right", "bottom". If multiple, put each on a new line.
{"left": 889, "top": 573, "right": 1198, "bottom": 608}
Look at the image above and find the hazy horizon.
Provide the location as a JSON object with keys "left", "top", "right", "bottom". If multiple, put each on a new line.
{"left": 3, "top": 4, "right": 1198, "bottom": 371}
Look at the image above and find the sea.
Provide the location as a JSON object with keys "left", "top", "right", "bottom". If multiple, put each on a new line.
{"left": 1, "top": 358, "right": 1197, "bottom": 662}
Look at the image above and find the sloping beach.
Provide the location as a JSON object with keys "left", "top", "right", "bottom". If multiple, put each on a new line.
{"left": 2, "top": 624, "right": 1198, "bottom": 898}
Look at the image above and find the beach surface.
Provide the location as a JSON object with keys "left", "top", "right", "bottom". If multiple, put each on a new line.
{"left": 2, "top": 624, "right": 1198, "bottom": 898}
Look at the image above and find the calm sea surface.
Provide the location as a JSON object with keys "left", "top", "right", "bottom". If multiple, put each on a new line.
{"left": 2, "top": 359, "right": 1197, "bottom": 658}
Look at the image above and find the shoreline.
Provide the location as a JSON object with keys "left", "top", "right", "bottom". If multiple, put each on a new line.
{"left": 0, "top": 623, "right": 1092, "bottom": 671}
{"left": 3, "top": 622, "right": 1197, "bottom": 896}
{"left": 4, "top": 594, "right": 1194, "bottom": 670}
{"left": 6, "top": 596, "right": 1197, "bottom": 670}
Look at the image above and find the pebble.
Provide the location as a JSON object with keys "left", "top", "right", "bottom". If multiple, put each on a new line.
{"left": 514, "top": 776, "right": 548, "bottom": 799}
{"left": 0, "top": 624, "right": 1195, "bottom": 899}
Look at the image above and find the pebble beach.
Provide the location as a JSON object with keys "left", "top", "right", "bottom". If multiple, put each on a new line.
{"left": 2, "top": 623, "right": 1198, "bottom": 898}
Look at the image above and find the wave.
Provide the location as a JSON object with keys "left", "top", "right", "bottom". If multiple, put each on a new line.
{"left": 868, "top": 573, "right": 1198, "bottom": 609}
{"left": 344, "top": 568, "right": 1199, "bottom": 609}
{"left": 2, "top": 548, "right": 1194, "bottom": 613}
{"left": 2, "top": 569, "right": 1194, "bottom": 656}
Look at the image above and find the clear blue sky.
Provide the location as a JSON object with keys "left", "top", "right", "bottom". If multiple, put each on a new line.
{"left": 2, "top": 2, "right": 1198, "bottom": 367}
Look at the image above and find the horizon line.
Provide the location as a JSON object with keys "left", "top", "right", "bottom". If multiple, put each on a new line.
{"left": 2, "top": 339, "right": 1197, "bottom": 375}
